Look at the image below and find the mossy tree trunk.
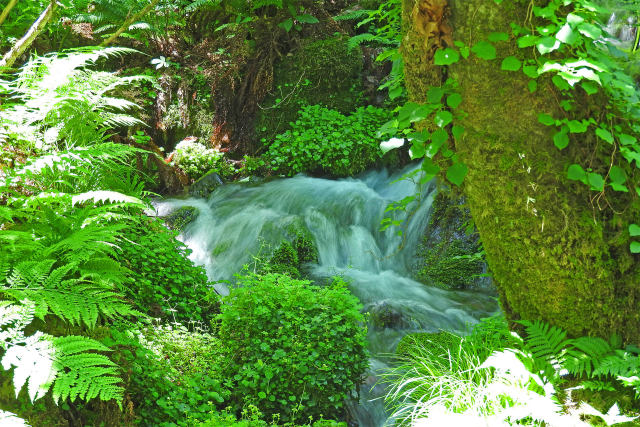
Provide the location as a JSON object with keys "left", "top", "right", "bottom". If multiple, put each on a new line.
{"left": 401, "top": 0, "right": 640, "bottom": 342}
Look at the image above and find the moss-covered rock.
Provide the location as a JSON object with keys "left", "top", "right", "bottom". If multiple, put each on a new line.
{"left": 256, "top": 35, "right": 365, "bottom": 144}
{"left": 395, "top": 331, "right": 462, "bottom": 359}
{"left": 414, "top": 192, "right": 486, "bottom": 290}
{"left": 164, "top": 206, "right": 200, "bottom": 231}
{"left": 188, "top": 170, "right": 224, "bottom": 198}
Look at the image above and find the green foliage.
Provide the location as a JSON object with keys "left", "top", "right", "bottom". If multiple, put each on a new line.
{"left": 385, "top": 317, "right": 564, "bottom": 426}
{"left": 415, "top": 240, "right": 484, "bottom": 290}
{"left": 115, "top": 218, "right": 218, "bottom": 324}
{"left": 0, "top": 47, "right": 147, "bottom": 152}
{"left": 261, "top": 104, "right": 393, "bottom": 177}
{"left": 257, "top": 35, "right": 365, "bottom": 143}
{"left": 171, "top": 139, "right": 235, "bottom": 181}
{"left": 337, "top": 0, "right": 404, "bottom": 99}
{"left": 119, "top": 322, "right": 231, "bottom": 426}
{"left": 218, "top": 273, "right": 368, "bottom": 422}
{"left": 0, "top": 47, "right": 153, "bottom": 415}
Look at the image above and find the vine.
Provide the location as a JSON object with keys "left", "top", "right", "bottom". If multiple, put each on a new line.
{"left": 383, "top": 0, "right": 640, "bottom": 253}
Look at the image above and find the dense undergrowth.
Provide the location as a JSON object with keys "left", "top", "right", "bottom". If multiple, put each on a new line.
{"left": 1, "top": 0, "right": 640, "bottom": 425}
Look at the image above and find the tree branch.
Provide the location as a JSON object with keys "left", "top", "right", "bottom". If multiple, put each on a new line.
{"left": 100, "top": 0, "right": 161, "bottom": 47}
{"left": 0, "top": 0, "right": 18, "bottom": 27}
{"left": 0, "top": 0, "right": 56, "bottom": 70}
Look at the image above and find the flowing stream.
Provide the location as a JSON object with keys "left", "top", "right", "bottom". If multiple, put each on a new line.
{"left": 155, "top": 163, "right": 499, "bottom": 426}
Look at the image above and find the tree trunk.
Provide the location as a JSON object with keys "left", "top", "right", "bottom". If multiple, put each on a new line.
{"left": 401, "top": 0, "right": 640, "bottom": 342}
{"left": 0, "top": 0, "right": 55, "bottom": 70}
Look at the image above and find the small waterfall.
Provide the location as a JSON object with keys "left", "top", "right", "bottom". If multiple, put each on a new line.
{"left": 155, "top": 163, "right": 498, "bottom": 426}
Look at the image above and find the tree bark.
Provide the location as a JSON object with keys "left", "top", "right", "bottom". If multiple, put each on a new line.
{"left": 100, "top": 0, "right": 161, "bottom": 47}
{"left": 0, "top": 0, "right": 18, "bottom": 27}
{"left": 0, "top": 0, "right": 55, "bottom": 70}
{"left": 401, "top": 0, "right": 640, "bottom": 342}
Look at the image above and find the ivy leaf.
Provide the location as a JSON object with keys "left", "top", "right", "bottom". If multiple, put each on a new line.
{"left": 471, "top": 41, "right": 496, "bottom": 60}
{"left": 380, "top": 137, "right": 405, "bottom": 154}
{"left": 556, "top": 23, "right": 579, "bottom": 45}
{"left": 488, "top": 32, "right": 509, "bottom": 42}
{"left": 435, "top": 111, "right": 453, "bottom": 127}
{"left": 528, "top": 80, "right": 538, "bottom": 92}
{"left": 446, "top": 162, "right": 468, "bottom": 186}
{"left": 629, "top": 224, "right": 640, "bottom": 237}
{"left": 522, "top": 65, "right": 539, "bottom": 78}
{"left": 431, "top": 128, "right": 448, "bottom": 146}
{"left": 566, "top": 120, "right": 589, "bottom": 133}
{"left": 518, "top": 35, "right": 539, "bottom": 48}
{"left": 578, "top": 22, "right": 602, "bottom": 40}
{"left": 501, "top": 56, "right": 522, "bottom": 71}
{"left": 537, "top": 36, "right": 561, "bottom": 54}
{"left": 595, "top": 127, "right": 614, "bottom": 143}
{"left": 553, "top": 127, "right": 570, "bottom": 149}
{"left": 609, "top": 166, "right": 626, "bottom": 184}
{"left": 427, "top": 87, "right": 445, "bottom": 104}
{"left": 279, "top": 18, "right": 293, "bottom": 32}
{"left": 410, "top": 140, "right": 426, "bottom": 159}
{"left": 446, "top": 93, "right": 462, "bottom": 109}
{"left": 631, "top": 241, "right": 640, "bottom": 253}
{"left": 567, "top": 164, "right": 586, "bottom": 181}
{"left": 452, "top": 125, "right": 465, "bottom": 139}
{"left": 434, "top": 48, "right": 460, "bottom": 65}
{"left": 587, "top": 173, "right": 604, "bottom": 191}
{"left": 618, "top": 133, "right": 637, "bottom": 146}
{"left": 538, "top": 113, "right": 555, "bottom": 126}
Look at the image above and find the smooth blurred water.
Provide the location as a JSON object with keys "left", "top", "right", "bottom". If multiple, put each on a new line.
{"left": 155, "top": 163, "right": 498, "bottom": 426}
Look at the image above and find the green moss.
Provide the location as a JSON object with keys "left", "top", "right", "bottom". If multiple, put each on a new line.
{"left": 402, "top": 0, "right": 640, "bottom": 341}
{"left": 289, "top": 225, "right": 318, "bottom": 264}
{"left": 165, "top": 206, "right": 199, "bottom": 231}
{"left": 212, "top": 240, "right": 232, "bottom": 257}
{"left": 270, "top": 240, "right": 299, "bottom": 267}
{"left": 396, "top": 331, "right": 462, "bottom": 359}
{"left": 256, "top": 36, "right": 364, "bottom": 143}
{"left": 416, "top": 240, "right": 484, "bottom": 290}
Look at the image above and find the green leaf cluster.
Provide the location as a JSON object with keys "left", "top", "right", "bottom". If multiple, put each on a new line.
{"left": 261, "top": 104, "right": 393, "bottom": 177}
{"left": 218, "top": 273, "right": 368, "bottom": 422}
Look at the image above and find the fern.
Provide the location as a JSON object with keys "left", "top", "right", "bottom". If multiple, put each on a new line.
{"left": 565, "top": 336, "right": 613, "bottom": 377}
{"left": 0, "top": 302, "right": 124, "bottom": 406}
{"left": 2, "top": 260, "right": 137, "bottom": 328}
{"left": 520, "top": 319, "right": 571, "bottom": 375}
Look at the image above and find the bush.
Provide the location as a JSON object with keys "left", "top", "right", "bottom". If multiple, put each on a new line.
{"left": 171, "top": 139, "right": 235, "bottom": 181}
{"left": 116, "top": 219, "right": 219, "bottom": 324}
{"left": 109, "top": 322, "right": 230, "bottom": 426}
{"left": 260, "top": 105, "right": 394, "bottom": 177}
{"left": 218, "top": 274, "right": 368, "bottom": 422}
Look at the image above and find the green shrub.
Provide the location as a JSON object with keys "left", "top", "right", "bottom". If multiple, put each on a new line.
{"left": 218, "top": 273, "right": 368, "bottom": 422}
{"left": 108, "top": 323, "right": 230, "bottom": 426}
{"left": 260, "top": 104, "right": 394, "bottom": 177}
{"left": 171, "top": 139, "right": 235, "bottom": 181}
{"left": 116, "top": 219, "right": 219, "bottom": 324}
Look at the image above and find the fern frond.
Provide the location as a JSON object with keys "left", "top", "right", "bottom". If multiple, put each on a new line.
{"left": 595, "top": 351, "right": 640, "bottom": 377}
{"left": 347, "top": 33, "right": 376, "bottom": 50}
{"left": 565, "top": 336, "right": 612, "bottom": 377}
{"left": 335, "top": 9, "right": 371, "bottom": 21}
{"left": 520, "top": 319, "right": 571, "bottom": 374}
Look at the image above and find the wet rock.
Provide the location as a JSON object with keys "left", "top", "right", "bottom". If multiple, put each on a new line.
{"left": 188, "top": 170, "right": 223, "bottom": 198}
{"left": 414, "top": 190, "right": 492, "bottom": 290}
{"left": 368, "top": 301, "right": 411, "bottom": 330}
{"left": 164, "top": 206, "right": 199, "bottom": 231}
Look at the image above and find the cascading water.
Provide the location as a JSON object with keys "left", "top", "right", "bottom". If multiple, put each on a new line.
{"left": 155, "top": 163, "right": 499, "bottom": 426}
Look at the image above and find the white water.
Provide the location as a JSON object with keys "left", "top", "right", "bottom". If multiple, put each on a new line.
{"left": 155, "top": 163, "right": 498, "bottom": 426}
